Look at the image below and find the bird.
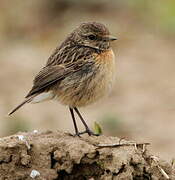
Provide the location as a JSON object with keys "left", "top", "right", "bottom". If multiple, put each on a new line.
{"left": 8, "top": 22, "right": 117, "bottom": 136}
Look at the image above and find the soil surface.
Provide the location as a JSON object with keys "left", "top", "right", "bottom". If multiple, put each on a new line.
{"left": 0, "top": 131, "right": 174, "bottom": 180}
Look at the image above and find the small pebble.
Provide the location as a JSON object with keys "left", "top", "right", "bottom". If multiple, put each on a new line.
{"left": 30, "top": 169, "right": 40, "bottom": 178}
{"left": 17, "top": 135, "right": 25, "bottom": 141}
{"left": 17, "top": 135, "right": 31, "bottom": 149}
{"left": 33, "top": 130, "right": 38, "bottom": 133}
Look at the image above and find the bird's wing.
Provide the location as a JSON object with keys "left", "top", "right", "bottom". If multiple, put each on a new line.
{"left": 46, "top": 44, "right": 95, "bottom": 66}
{"left": 25, "top": 60, "right": 93, "bottom": 98}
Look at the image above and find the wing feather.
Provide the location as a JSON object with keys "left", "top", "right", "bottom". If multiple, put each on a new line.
{"left": 25, "top": 60, "right": 89, "bottom": 98}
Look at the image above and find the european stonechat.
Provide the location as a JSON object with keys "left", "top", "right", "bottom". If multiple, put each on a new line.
{"left": 8, "top": 22, "right": 117, "bottom": 136}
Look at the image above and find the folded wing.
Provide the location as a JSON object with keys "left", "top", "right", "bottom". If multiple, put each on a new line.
{"left": 26, "top": 60, "right": 89, "bottom": 98}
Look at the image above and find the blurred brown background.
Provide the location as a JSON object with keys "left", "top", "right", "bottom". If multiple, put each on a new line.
{"left": 0, "top": 0, "right": 175, "bottom": 161}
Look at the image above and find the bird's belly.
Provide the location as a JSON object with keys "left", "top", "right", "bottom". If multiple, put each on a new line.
{"left": 54, "top": 49, "right": 116, "bottom": 107}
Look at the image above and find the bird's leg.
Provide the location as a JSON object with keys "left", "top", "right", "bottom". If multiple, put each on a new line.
{"left": 69, "top": 107, "right": 80, "bottom": 136}
{"left": 74, "top": 107, "right": 99, "bottom": 136}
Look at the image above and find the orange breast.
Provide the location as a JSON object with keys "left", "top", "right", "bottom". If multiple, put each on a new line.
{"left": 55, "top": 49, "right": 116, "bottom": 107}
{"left": 95, "top": 49, "right": 115, "bottom": 64}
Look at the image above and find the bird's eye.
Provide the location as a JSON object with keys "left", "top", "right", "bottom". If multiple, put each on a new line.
{"left": 88, "top": 34, "right": 96, "bottom": 40}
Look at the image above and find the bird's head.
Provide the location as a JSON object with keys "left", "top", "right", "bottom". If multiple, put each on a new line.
{"left": 71, "top": 22, "right": 117, "bottom": 51}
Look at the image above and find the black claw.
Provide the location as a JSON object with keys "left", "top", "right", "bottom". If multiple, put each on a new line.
{"left": 72, "top": 129, "right": 100, "bottom": 136}
{"left": 69, "top": 132, "right": 81, "bottom": 137}
{"left": 86, "top": 129, "right": 100, "bottom": 136}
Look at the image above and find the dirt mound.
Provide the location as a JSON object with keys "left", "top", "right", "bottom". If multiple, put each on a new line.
{"left": 0, "top": 131, "right": 174, "bottom": 179}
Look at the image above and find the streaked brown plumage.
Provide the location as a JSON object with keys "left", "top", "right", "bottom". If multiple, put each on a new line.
{"left": 8, "top": 22, "right": 117, "bottom": 136}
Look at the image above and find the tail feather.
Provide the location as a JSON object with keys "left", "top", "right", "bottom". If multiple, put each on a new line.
{"left": 8, "top": 97, "right": 33, "bottom": 116}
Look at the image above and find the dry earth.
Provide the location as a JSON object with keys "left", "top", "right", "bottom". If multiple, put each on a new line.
{"left": 0, "top": 1, "right": 175, "bottom": 163}
{"left": 0, "top": 131, "right": 174, "bottom": 180}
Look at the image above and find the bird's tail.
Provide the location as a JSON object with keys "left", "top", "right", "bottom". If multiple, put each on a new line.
{"left": 8, "top": 97, "right": 33, "bottom": 116}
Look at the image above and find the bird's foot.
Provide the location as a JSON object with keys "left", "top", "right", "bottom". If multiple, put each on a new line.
{"left": 75, "top": 129, "right": 100, "bottom": 136}
{"left": 69, "top": 129, "right": 100, "bottom": 137}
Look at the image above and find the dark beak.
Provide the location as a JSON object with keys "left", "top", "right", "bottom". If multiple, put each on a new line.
{"left": 108, "top": 35, "right": 117, "bottom": 41}
{"left": 104, "top": 35, "right": 117, "bottom": 41}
